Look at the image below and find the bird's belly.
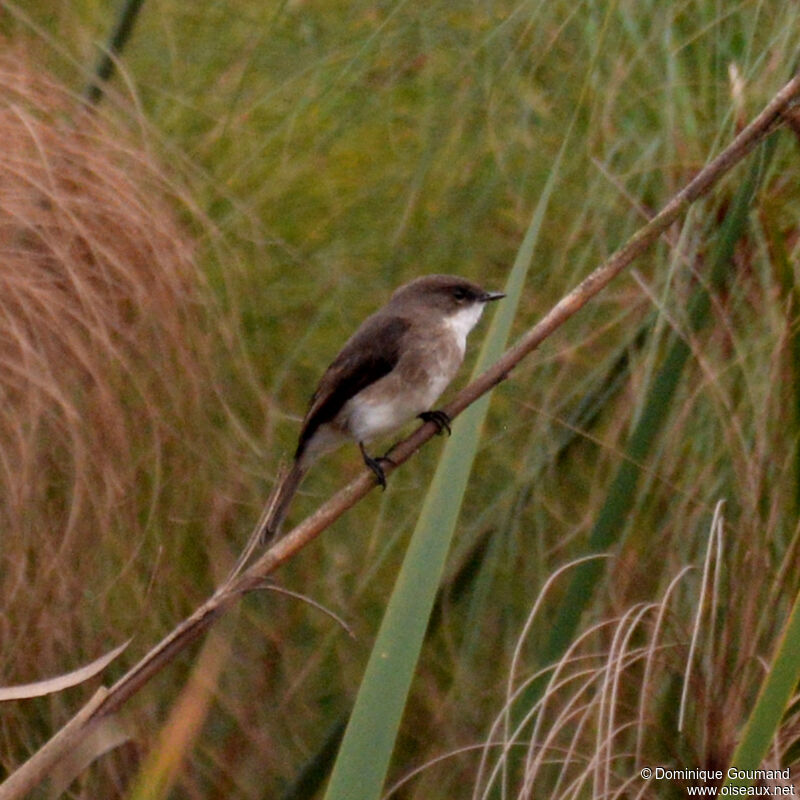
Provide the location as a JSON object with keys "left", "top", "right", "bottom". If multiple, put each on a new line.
{"left": 343, "top": 364, "right": 455, "bottom": 443}
{"left": 346, "top": 398, "right": 407, "bottom": 442}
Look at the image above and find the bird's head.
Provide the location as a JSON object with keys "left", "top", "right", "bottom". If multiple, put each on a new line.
{"left": 389, "top": 274, "right": 505, "bottom": 339}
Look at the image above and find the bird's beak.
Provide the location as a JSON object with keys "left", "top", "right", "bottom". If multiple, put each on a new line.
{"left": 482, "top": 291, "right": 506, "bottom": 302}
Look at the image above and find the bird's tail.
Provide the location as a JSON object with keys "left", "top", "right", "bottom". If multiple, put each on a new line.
{"left": 228, "top": 460, "right": 308, "bottom": 580}
{"left": 259, "top": 460, "right": 307, "bottom": 544}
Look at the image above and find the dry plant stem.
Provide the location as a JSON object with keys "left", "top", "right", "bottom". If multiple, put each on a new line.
{"left": 0, "top": 689, "right": 108, "bottom": 799}
{"left": 2, "top": 72, "right": 799, "bottom": 800}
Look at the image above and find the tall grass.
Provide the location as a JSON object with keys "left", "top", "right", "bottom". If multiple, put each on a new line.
{"left": 3, "top": 1, "right": 800, "bottom": 798}
{"left": 0, "top": 47, "right": 255, "bottom": 793}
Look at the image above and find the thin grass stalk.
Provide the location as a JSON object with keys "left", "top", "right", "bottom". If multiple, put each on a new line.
{"left": 635, "top": 566, "right": 694, "bottom": 767}
{"left": 678, "top": 501, "right": 725, "bottom": 733}
{"left": 596, "top": 603, "right": 653, "bottom": 799}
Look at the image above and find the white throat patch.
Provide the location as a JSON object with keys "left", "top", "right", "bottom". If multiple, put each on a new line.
{"left": 445, "top": 303, "right": 484, "bottom": 356}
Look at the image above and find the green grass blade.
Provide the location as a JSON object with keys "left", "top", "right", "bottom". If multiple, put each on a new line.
{"left": 279, "top": 531, "right": 493, "bottom": 800}
{"left": 723, "top": 591, "right": 800, "bottom": 789}
{"left": 321, "top": 131, "right": 568, "bottom": 800}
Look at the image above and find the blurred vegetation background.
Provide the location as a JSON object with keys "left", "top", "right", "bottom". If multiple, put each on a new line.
{"left": 2, "top": 0, "right": 800, "bottom": 797}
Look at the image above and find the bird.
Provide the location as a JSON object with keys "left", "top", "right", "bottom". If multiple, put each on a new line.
{"left": 261, "top": 273, "right": 504, "bottom": 541}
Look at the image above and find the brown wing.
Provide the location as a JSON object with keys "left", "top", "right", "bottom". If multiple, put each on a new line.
{"left": 294, "top": 314, "right": 410, "bottom": 460}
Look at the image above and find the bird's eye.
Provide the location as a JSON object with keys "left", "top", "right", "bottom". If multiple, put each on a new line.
{"left": 452, "top": 287, "right": 468, "bottom": 301}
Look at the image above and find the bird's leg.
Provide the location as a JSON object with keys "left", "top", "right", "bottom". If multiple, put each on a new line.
{"left": 359, "top": 441, "right": 395, "bottom": 490}
{"left": 418, "top": 409, "right": 451, "bottom": 436}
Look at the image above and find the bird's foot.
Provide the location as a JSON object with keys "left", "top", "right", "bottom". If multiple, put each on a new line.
{"left": 418, "top": 409, "right": 451, "bottom": 436}
{"left": 359, "top": 442, "right": 395, "bottom": 490}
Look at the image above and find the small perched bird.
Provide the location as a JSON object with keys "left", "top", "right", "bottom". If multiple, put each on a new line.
{"left": 262, "top": 273, "right": 504, "bottom": 540}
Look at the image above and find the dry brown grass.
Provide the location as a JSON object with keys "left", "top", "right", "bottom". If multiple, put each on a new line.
{"left": 0, "top": 49, "right": 250, "bottom": 783}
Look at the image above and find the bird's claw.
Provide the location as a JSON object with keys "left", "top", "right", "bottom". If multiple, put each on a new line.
{"left": 418, "top": 409, "right": 452, "bottom": 436}
{"left": 360, "top": 443, "right": 395, "bottom": 490}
